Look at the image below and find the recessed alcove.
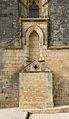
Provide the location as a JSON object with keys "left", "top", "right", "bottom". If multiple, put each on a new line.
{"left": 20, "top": 18, "right": 49, "bottom": 61}
{"left": 29, "top": 31, "right": 40, "bottom": 60}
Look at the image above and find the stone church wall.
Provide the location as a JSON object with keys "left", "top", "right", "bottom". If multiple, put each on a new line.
{"left": 0, "top": 0, "right": 19, "bottom": 47}
{"left": 0, "top": 0, "right": 69, "bottom": 108}
{"left": 0, "top": 49, "right": 69, "bottom": 107}
{"left": 0, "top": 49, "right": 25, "bottom": 107}
{"left": 48, "top": 0, "right": 69, "bottom": 46}
{"left": 45, "top": 50, "right": 69, "bottom": 106}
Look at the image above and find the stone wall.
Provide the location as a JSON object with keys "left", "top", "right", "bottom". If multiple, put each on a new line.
{"left": 48, "top": 0, "right": 69, "bottom": 46}
{"left": 0, "top": 49, "right": 26, "bottom": 108}
{"left": 0, "top": 0, "right": 69, "bottom": 47}
{"left": 45, "top": 50, "right": 69, "bottom": 106}
{"left": 0, "top": 48, "right": 69, "bottom": 107}
{"left": 0, "top": 0, "right": 69, "bottom": 108}
{"left": 0, "top": 0, "right": 19, "bottom": 47}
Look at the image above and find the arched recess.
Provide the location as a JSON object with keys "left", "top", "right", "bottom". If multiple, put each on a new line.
{"left": 26, "top": 25, "right": 44, "bottom": 61}
{"left": 29, "top": 1, "right": 39, "bottom": 18}
{"left": 29, "top": 31, "right": 39, "bottom": 60}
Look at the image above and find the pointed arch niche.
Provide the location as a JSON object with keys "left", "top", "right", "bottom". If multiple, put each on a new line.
{"left": 29, "top": 1, "right": 39, "bottom": 18}
{"left": 26, "top": 26, "right": 44, "bottom": 61}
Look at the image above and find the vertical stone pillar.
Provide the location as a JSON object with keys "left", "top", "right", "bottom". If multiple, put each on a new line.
{"left": 42, "top": 0, "right": 48, "bottom": 17}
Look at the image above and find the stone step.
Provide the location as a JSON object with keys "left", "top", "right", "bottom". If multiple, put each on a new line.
{"left": 30, "top": 113, "right": 69, "bottom": 119}
{"left": 0, "top": 108, "right": 28, "bottom": 119}
{"left": 0, "top": 108, "right": 69, "bottom": 119}
{"left": 22, "top": 105, "right": 69, "bottom": 114}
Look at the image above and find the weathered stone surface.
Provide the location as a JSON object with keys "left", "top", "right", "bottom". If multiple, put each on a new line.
{"left": 19, "top": 64, "right": 53, "bottom": 109}
{"left": 0, "top": 0, "right": 19, "bottom": 47}
{"left": 0, "top": 0, "right": 69, "bottom": 109}
{"left": 0, "top": 49, "right": 69, "bottom": 108}
{"left": 48, "top": 0, "right": 69, "bottom": 46}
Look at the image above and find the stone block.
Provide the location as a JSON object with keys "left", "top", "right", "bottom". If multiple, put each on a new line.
{"left": 19, "top": 71, "right": 53, "bottom": 109}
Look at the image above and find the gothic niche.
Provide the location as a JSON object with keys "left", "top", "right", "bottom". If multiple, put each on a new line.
{"left": 29, "top": 1, "right": 39, "bottom": 18}
{"left": 29, "top": 31, "right": 40, "bottom": 60}
{"left": 26, "top": 26, "right": 44, "bottom": 61}
{"left": 18, "top": 0, "right": 40, "bottom": 18}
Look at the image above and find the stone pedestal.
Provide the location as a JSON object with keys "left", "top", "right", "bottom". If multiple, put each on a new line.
{"left": 19, "top": 61, "right": 53, "bottom": 110}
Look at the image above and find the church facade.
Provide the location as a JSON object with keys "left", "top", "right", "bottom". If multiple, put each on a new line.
{"left": 0, "top": 0, "right": 69, "bottom": 110}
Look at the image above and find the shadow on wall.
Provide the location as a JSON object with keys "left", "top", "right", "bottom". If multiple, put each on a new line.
{"left": 0, "top": 71, "right": 19, "bottom": 108}
{"left": 0, "top": 49, "right": 5, "bottom": 70}
{"left": 53, "top": 73, "right": 69, "bottom": 107}
{"left": 0, "top": 59, "right": 25, "bottom": 108}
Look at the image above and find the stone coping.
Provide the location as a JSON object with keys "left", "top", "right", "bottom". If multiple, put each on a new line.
{"left": 20, "top": 105, "right": 69, "bottom": 114}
